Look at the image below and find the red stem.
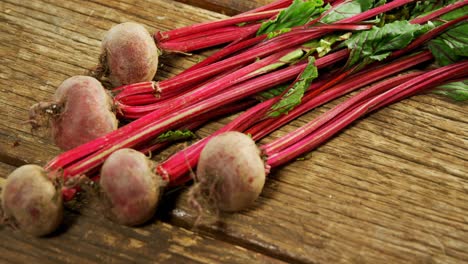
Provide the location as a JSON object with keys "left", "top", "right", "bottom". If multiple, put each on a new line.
{"left": 410, "top": 0, "right": 468, "bottom": 25}
{"left": 181, "top": 33, "right": 266, "bottom": 73}
{"left": 392, "top": 15, "right": 468, "bottom": 58}
{"left": 137, "top": 99, "right": 256, "bottom": 155}
{"left": 161, "top": 24, "right": 256, "bottom": 43}
{"left": 114, "top": 82, "right": 157, "bottom": 103}
{"left": 266, "top": 61, "right": 468, "bottom": 168}
{"left": 159, "top": 24, "right": 261, "bottom": 53}
{"left": 243, "top": 0, "right": 293, "bottom": 15}
{"left": 118, "top": 93, "right": 166, "bottom": 107}
{"left": 117, "top": 47, "right": 301, "bottom": 118}
{"left": 156, "top": 9, "right": 282, "bottom": 42}
{"left": 340, "top": 0, "right": 415, "bottom": 23}
{"left": 262, "top": 71, "right": 423, "bottom": 155}
{"left": 116, "top": 65, "right": 243, "bottom": 108}
{"left": 180, "top": 0, "right": 353, "bottom": 72}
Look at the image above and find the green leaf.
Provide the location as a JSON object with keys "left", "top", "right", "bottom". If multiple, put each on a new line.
{"left": 438, "top": 4, "right": 468, "bottom": 22}
{"left": 255, "top": 83, "right": 290, "bottom": 101}
{"left": 303, "top": 32, "right": 352, "bottom": 57}
{"left": 157, "top": 129, "right": 196, "bottom": 143}
{"left": 267, "top": 57, "right": 318, "bottom": 117}
{"left": 428, "top": 23, "right": 468, "bottom": 66}
{"left": 320, "top": 0, "right": 374, "bottom": 24}
{"left": 266, "top": 28, "right": 292, "bottom": 39}
{"left": 433, "top": 80, "right": 468, "bottom": 101}
{"left": 246, "top": 49, "right": 306, "bottom": 79}
{"left": 255, "top": 33, "right": 351, "bottom": 102}
{"left": 342, "top": 20, "right": 433, "bottom": 69}
{"left": 257, "top": 0, "right": 327, "bottom": 37}
{"left": 408, "top": 0, "right": 458, "bottom": 20}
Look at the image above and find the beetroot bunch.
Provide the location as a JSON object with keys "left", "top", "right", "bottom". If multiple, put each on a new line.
{"left": 1, "top": 0, "right": 467, "bottom": 237}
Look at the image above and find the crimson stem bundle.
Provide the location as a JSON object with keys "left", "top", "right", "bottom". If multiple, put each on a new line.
{"left": 190, "top": 61, "right": 467, "bottom": 214}
{"left": 112, "top": 0, "right": 377, "bottom": 114}
{"left": 158, "top": 51, "right": 436, "bottom": 186}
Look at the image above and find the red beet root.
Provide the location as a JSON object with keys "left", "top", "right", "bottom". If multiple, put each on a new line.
{"left": 1, "top": 165, "right": 63, "bottom": 236}
{"left": 191, "top": 132, "right": 266, "bottom": 213}
{"left": 30, "top": 76, "right": 118, "bottom": 151}
{"left": 97, "top": 22, "right": 159, "bottom": 87}
{"left": 99, "top": 149, "right": 164, "bottom": 226}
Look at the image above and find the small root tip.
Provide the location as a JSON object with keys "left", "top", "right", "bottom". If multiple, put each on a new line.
{"left": 0, "top": 212, "right": 18, "bottom": 231}
{"left": 187, "top": 180, "right": 221, "bottom": 227}
{"left": 89, "top": 52, "right": 109, "bottom": 79}
{"left": 27, "top": 102, "right": 61, "bottom": 132}
{"left": 88, "top": 51, "right": 113, "bottom": 88}
{"left": 152, "top": 81, "right": 162, "bottom": 98}
{"left": 188, "top": 187, "right": 204, "bottom": 227}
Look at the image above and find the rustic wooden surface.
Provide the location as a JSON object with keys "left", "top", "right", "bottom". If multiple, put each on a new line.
{"left": 0, "top": 0, "right": 467, "bottom": 263}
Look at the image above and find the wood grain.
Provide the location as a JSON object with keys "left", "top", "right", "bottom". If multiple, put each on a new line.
{"left": 0, "top": 0, "right": 467, "bottom": 263}
{"left": 175, "top": 0, "right": 271, "bottom": 15}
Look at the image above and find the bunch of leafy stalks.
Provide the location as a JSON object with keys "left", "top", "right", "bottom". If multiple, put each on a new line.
{"left": 1, "top": 0, "right": 467, "bottom": 236}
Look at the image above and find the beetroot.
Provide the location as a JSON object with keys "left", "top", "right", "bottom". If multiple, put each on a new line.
{"left": 97, "top": 22, "right": 159, "bottom": 87}
{"left": 30, "top": 76, "right": 118, "bottom": 151}
{"left": 191, "top": 132, "right": 266, "bottom": 212}
{"left": 1, "top": 165, "right": 63, "bottom": 236}
{"left": 99, "top": 149, "right": 164, "bottom": 226}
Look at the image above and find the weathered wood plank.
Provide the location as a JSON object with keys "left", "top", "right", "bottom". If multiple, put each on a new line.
{"left": 0, "top": 0, "right": 467, "bottom": 263}
{"left": 175, "top": 0, "right": 271, "bottom": 15}
{"left": 0, "top": 163, "right": 283, "bottom": 264}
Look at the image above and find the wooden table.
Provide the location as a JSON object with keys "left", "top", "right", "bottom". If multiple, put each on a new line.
{"left": 0, "top": 1, "right": 467, "bottom": 263}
